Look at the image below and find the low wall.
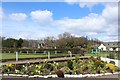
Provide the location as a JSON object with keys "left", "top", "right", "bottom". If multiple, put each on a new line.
{"left": 101, "top": 57, "right": 120, "bottom": 67}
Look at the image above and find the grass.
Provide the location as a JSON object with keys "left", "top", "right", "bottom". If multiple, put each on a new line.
{"left": 1, "top": 53, "right": 71, "bottom": 60}
{"left": 1, "top": 52, "right": 109, "bottom": 60}
{"left": 85, "top": 52, "right": 108, "bottom": 57}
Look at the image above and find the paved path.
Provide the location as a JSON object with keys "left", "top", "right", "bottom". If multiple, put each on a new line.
{"left": 1, "top": 74, "right": 120, "bottom": 79}
{"left": 1, "top": 56, "right": 89, "bottom": 65}
{"left": 91, "top": 74, "right": 120, "bottom": 78}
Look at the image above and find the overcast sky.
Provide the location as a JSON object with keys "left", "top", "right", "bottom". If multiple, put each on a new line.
{"left": 0, "top": 1, "right": 119, "bottom": 42}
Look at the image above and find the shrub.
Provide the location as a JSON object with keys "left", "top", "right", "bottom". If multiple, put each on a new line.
{"left": 109, "top": 61, "right": 115, "bottom": 65}
{"left": 116, "top": 53, "right": 120, "bottom": 59}
{"left": 94, "top": 60, "right": 105, "bottom": 68}
{"left": 96, "top": 56, "right": 101, "bottom": 60}
{"left": 67, "top": 60, "right": 73, "bottom": 70}
{"left": 106, "top": 63, "right": 119, "bottom": 72}
{"left": 56, "top": 69, "right": 64, "bottom": 78}
{"left": 44, "top": 63, "right": 53, "bottom": 71}
{"left": 108, "top": 53, "right": 115, "bottom": 59}
{"left": 75, "top": 55, "right": 79, "bottom": 62}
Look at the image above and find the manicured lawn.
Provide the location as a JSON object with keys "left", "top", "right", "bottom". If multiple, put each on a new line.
{"left": 1, "top": 53, "right": 70, "bottom": 60}
{"left": 1, "top": 52, "right": 110, "bottom": 60}
{"left": 85, "top": 52, "right": 108, "bottom": 57}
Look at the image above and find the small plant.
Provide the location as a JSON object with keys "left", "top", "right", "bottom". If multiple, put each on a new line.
{"left": 1, "top": 57, "right": 120, "bottom": 76}
{"left": 109, "top": 61, "right": 115, "bottom": 65}
{"left": 67, "top": 60, "right": 73, "bottom": 70}
{"left": 56, "top": 69, "right": 64, "bottom": 78}
{"left": 96, "top": 56, "right": 101, "bottom": 60}
{"left": 75, "top": 55, "right": 79, "bottom": 62}
{"left": 105, "top": 63, "right": 119, "bottom": 72}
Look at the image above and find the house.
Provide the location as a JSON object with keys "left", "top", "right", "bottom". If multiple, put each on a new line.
{"left": 98, "top": 44, "right": 107, "bottom": 51}
{"left": 98, "top": 41, "right": 120, "bottom": 51}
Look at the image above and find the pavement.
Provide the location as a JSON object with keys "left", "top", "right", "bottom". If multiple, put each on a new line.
{"left": 1, "top": 74, "right": 120, "bottom": 80}
{"left": 92, "top": 74, "right": 120, "bottom": 78}
{"left": 1, "top": 56, "right": 89, "bottom": 65}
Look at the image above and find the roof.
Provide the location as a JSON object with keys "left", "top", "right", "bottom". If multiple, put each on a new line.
{"left": 103, "top": 42, "right": 120, "bottom": 48}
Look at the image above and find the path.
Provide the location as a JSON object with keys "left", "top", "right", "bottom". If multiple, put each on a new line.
{"left": 1, "top": 56, "right": 90, "bottom": 65}
{"left": 1, "top": 74, "right": 120, "bottom": 80}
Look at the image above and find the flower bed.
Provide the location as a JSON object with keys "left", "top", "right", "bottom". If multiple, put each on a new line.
{"left": 1, "top": 56, "right": 120, "bottom": 78}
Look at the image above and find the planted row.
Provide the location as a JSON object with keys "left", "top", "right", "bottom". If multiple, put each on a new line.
{"left": 1, "top": 56, "right": 120, "bottom": 76}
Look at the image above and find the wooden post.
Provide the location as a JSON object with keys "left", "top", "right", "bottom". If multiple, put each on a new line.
{"left": 55, "top": 51, "right": 57, "bottom": 54}
{"left": 34, "top": 51, "right": 36, "bottom": 54}
{"left": 16, "top": 52, "right": 18, "bottom": 61}
{"left": 55, "top": 46, "right": 57, "bottom": 54}
{"left": 48, "top": 51, "right": 50, "bottom": 59}
{"left": 68, "top": 51, "right": 72, "bottom": 57}
{"left": 44, "top": 51, "right": 46, "bottom": 54}
{"left": 27, "top": 51, "right": 28, "bottom": 54}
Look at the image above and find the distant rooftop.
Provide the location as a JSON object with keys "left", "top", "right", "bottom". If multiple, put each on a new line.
{"left": 103, "top": 41, "right": 120, "bottom": 48}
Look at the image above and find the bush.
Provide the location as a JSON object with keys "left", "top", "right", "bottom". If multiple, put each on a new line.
{"left": 96, "top": 56, "right": 101, "bottom": 60}
{"left": 116, "top": 53, "right": 120, "bottom": 59}
{"left": 56, "top": 69, "right": 64, "bottom": 78}
{"left": 75, "top": 55, "right": 79, "bottom": 62}
{"left": 94, "top": 60, "right": 105, "bottom": 68}
{"left": 109, "top": 61, "right": 115, "bottom": 65}
{"left": 67, "top": 60, "right": 73, "bottom": 70}
{"left": 44, "top": 63, "right": 53, "bottom": 70}
{"left": 105, "top": 63, "right": 119, "bottom": 72}
{"left": 108, "top": 53, "right": 115, "bottom": 59}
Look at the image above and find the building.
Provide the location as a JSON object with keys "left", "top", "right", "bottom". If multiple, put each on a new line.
{"left": 98, "top": 42, "right": 120, "bottom": 51}
{"left": 98, "top": 44, "right": 107, "bottom": 51}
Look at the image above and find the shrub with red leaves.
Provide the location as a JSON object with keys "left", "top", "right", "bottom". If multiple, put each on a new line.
{"left": 56, "top": 69, "right": 64, "bottom": 78}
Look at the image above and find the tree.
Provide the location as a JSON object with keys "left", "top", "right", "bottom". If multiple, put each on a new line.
{"left": 22, "top": 40, "right": 29, "bottom": 48}
{"left": 44, "top": 36, "right": 55, "bottom": 48}
{"left": 2, "top": 38, "right": 17, "bottom": 48}
{"left": 17, "top": 38, "right": 23, "bottom": 48}
{"left": 58, "top": 32, "right": 72, "bottom": 39}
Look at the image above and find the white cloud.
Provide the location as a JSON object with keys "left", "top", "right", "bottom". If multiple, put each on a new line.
{"left": 30, "top": 10, "right": 53, "bottom": 25}
{"left": 99, "top": 36, "right": 118, "bottom": 42}
{"left": 8, "top": 31, "right": 48, "bottom": 40}
{"left": 64, "top": 0, "right": 100, "bottom": 10}
{"left": 9, "top": 13, "right": 27, "bottom": 21}
{"left": 3, "top": 3, "right": 118, "bottom": 42}
{"left": 64, "top": 0, "right": 118, "bottom": 11}
{"left": 53, "top": 13, "right": 106, "bottom": 33}
{"left": 53, "top": 4, "right": 118, "bottom": 41}
{"left": 86, "top": 32, "right": 98, "bottom": 35}
{"left": 102, "top": 4, "right": 118, "bottom": 24}
{"left": 71, "top": 33, "right": 81, "bottom": 37}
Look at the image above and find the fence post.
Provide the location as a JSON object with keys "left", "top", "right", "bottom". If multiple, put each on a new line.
{"left": 44, "top": 51, "right": 46, "bottom": 54}
{"left": 48, "top": 51, "right": 50, "bottom": 59}
{"left": 34, "top": 51, "right": 36, "bottom": 54}
{"left": 68, "top": 51, "right": 72, "bottom": 57}
{"left": 55, "top": 51, "right": 57, "bottom": 54}
{"left": 27, "top": 51, "right": 28, "bottom": 54}
{"left": 16, "top": 52, "right": 18, "bottom": 61}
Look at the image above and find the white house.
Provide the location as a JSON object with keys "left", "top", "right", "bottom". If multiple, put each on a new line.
{"left": 98, "top": 42, "right": 120, "bottom": 51}
{"left": 98, "top": 44, "right": 106, "bottom": 51}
